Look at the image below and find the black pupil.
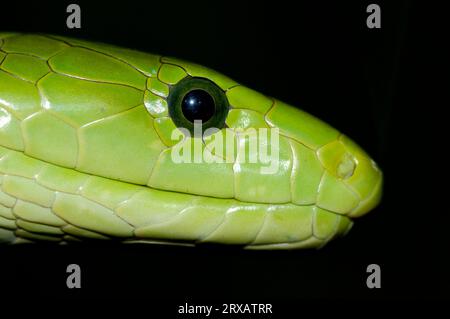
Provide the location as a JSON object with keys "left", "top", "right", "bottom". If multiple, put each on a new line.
{"left": 181, "top": 89, "right": 215, "bottom": 123}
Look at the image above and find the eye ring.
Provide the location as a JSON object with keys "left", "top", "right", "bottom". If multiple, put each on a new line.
{"left": 168, "top": 77, "right": 229, "bottom": 135}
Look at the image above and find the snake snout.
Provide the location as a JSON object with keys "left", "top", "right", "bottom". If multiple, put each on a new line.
{"left": 347, "top": 157, "right": 383, "bottom": 218}
{"left": 316, "top": 135, "right": 383, "bottom": 218}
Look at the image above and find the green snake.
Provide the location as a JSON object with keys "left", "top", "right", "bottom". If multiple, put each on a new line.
{"left": 0, "top": 33, "right": 382, "bottom": 249}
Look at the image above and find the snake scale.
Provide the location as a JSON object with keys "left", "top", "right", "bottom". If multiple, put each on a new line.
{"left": 0, "top": 33, "right": 382, "bottom": 249}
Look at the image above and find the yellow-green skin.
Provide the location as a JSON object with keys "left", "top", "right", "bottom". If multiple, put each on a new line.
{"left": 0, "top": 33, "right": 382, "bottom": 249}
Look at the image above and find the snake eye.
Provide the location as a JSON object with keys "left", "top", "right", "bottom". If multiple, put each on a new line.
{"left": 181, "top": 89, "right": 215, "bottom": 123}
{"left": 168, "top": 77, "right": 229, "bottom": 135}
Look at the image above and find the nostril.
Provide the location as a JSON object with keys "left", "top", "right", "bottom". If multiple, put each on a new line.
{"left": 337, "top": 153, "right": 356, "bottom": 179}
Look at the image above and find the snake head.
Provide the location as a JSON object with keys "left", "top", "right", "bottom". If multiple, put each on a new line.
{"left": 154, "top": 57, "right": 383, "bottom": 220}
{"left": 0, "top": 33, "right": 382, "bottom": 248}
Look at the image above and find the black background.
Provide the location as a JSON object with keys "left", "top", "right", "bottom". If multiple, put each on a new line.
{"left": 0, "top": 0, "right": 444, "bottom": 307}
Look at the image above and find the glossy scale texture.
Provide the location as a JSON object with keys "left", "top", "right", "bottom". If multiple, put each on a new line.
{"left": 0, "top": 33, "right": 382, "bottom": 249}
